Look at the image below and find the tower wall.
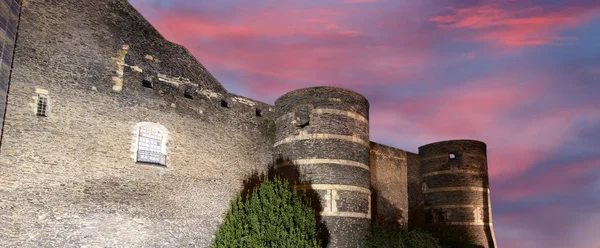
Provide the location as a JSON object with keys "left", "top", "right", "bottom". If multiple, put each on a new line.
{"left": 273, "top": 87, "right": 371, "bottom": 248}
{"left": 418, "top": 140, "right": 497, "bottom": 248}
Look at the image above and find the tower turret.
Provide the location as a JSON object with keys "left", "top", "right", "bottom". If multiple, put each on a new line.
{"left": 418, "top": 140, "right": 497, "bottom": 248}
{"left": 273, "top": 86, "right": 371, "bottom": 247}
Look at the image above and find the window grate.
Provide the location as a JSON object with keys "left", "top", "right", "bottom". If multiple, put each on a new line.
{"left": 36, "top": 94, "right": 48, "bottom": 116}
{"left": 136, "top": 126, "right": 166, "bottom": 165}
{"left": 136, "top": 150, "right": 166, "bottom": 165}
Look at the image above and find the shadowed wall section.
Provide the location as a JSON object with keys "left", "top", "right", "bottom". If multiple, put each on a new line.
{"left": 419, "top": 140, "right": 497, "bottom": 248}
{"left": 406, "top": 151, "right": 426, "bottom": 229}
{"left": 369, "top": 142, "right": 408, "bottom": 227}
{"left": 368, "top": 144, "right": 426, "bottom": 231}
{"left": 273, "top": 86, "right": 371, "bottom": 248}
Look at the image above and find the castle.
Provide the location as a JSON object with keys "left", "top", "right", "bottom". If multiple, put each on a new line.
{"left": 0, "top": 0, "right": 497, "bottom": 247}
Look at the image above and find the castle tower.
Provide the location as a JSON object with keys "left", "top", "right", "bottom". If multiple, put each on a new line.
{"left": 418, "top": 140, "right": 497, "bottom": 248}
{"left": 273, "top": 87, "right": 371, "bottom": 247}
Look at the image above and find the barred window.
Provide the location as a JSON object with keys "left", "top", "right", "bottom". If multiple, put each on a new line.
{"left": 136, "top": 124, "right": 167, "bottom": 166}
{"left": 37, "top": 94, "right": 48, "bottom": 116}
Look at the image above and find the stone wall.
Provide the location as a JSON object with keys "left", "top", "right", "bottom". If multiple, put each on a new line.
{"left": 273, "top": 87, "right": 371, "bottom": 248}
{"left": 406, "top": 151, "right": 426, "bottom": 229}
{"left": 418, "top": 140, "right": 497, "bottom": 248}
{"left": 369, "top": 142, "right": 408, "bottom": 227}
{"left": 0, "top": 0, "right": 275, "bottom": 247}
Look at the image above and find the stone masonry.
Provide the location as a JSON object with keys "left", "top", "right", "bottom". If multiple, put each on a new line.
{"left": 0, "top": 0, "right": 497, "bottom": 247}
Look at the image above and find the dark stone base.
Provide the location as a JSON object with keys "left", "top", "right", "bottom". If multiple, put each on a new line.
{"left": 320, "top": 216, "right": 371, "bottom": 248}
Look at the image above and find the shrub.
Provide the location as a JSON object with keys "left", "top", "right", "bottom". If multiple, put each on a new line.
{"left": 365, "top": 224, "right": 485, "bottom": 248}
{"left": 211, "top": 177, "right": 320, "bottom": 248}
{"left": 430, "top": 227, "right": 484, "bottom": 248}
{"left": 364, "top": 224, "right": 442, "bottom": 248}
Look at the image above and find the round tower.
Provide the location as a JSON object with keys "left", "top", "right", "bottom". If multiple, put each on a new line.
{"left": 418, "top": 140, "right": 497, "bottom": 248}
{"left": 273, "top": 87, "right": 371, "bottom": 248}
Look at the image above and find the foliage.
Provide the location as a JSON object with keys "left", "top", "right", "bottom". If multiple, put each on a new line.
{"left": 365, "top": 224, "right": 442, "bottom": 248}
{"left": 211, "top": 177, "right": 320, "bottom": 248}
{"left": 429, "top": 227, "right": 485, "bottom": 248}
{"left": 365, "top": 224, "right": 485, "bottom": 248}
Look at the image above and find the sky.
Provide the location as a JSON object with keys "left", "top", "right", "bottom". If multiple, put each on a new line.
{"left": 128, "top": 0, "right": 600, "bottom": 247}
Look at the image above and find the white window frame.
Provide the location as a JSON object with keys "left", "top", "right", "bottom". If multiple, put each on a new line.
{"left": 131, "top": 122, "right": 168, "bottom": 166}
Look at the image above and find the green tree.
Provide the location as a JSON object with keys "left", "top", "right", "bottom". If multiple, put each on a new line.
{"left": 211, "top": 177, "right": 320, "bottom": 248}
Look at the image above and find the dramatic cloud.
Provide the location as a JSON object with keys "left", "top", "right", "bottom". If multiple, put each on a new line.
{"left": 430, "top": 1, "right": 600, "bottom": 47}
{"left": 131, "top": 0, "right": 443, "bottom": 102}
{"left": 129, "top": 0, "right": 600, "bottom": 247}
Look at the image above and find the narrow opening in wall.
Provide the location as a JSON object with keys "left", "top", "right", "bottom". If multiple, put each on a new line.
{"left": 449, "top": 153, "right": 457, "bottom": 160}
{"left": 36, "top": 94, "right": 48, "bottom": 116}
{"left": 221, "top": 100, "right": 230, "bottom": 108}
{"left": 142, "top": 78, "right": 153, "bottom": 89}
{"left": 256, "top": 108, "right": 263, "bottom": 117}
{"left": 184, "top": 90, "right": 194, "bottom": 99}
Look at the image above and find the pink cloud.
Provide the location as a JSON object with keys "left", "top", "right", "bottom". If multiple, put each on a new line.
{"left": 369, "top": 75, "right": 548, "bottom": 158}
{"left": 430, "top": 3, "right": 600, "bottom": 47}
{"left": 393, "top": 77, "right": 546, "bottom": 137}
{"left": 346, "top": 0, "right": 380, "bottom": 3}
{"left": 487, "top": 103, "right": 600, "bottom": 179}
{"left": 494, "top": 190, "right": 600, "bottom": 248}
{"left": 462, "top": 51, "right": 476, "bottom": 60}
{"left": 369, "top": 72, "right": 600, "bottom": 184}
{"left": 136, "top": 3, "right": 437, "bottom": 99}
{"left": 150, "top": 7, "right": 357, "bottom": 41}
{"left": 493, "top": 156, "right": 600, "bottom": 201}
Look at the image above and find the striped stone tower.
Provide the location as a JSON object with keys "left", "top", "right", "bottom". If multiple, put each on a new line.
{"left": 418, "top": 140, "right": 497, "bottom": 248}
{"left": 273, "top": 87, "right": 371, "bottom": 248}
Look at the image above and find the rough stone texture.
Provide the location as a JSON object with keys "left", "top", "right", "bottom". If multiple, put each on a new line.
{"left": 275, "top": 87, "right": 369, "bottom": 119}
{"left": 424, "top": 191, "right": 488, "bottom": 206}
{"left": 335, "top": 190, "right": 370, "bottom": 213}
{"left": 407, "top": 151, "right": 426, "bottom": 229}
{"left": 321, "top": 216, "right": 371, "bottom": 248}
{"left": 419, "top": 140, "right": 496, "bottom": 248}
{"left": 274, "top": 87, "right": 371, "bottom": 248}
{"left": 276, "top": 113, "right": 369, "bottom": 142}
{"left": 369, "top": 142, "right": 408, "bottom": 227}
{"left": 275, "top": 140, "right": 370, "bottom": 164}
{"left": 301, "top": 189, "right": 370, "bottom": 214}
{"left": 275, "top": 164, "right": 371, "bottom": 189}
{"left": 0, "top": 0, "right": 274, "bottom": 247}
{"left": 0, "top": 1, "right": 497, "bottom": 247}
{"left": 424, "top": 174, "right": 490, "bottom": 189}
{"left": 419, "top": 154, "right": 487, "bottom": 175}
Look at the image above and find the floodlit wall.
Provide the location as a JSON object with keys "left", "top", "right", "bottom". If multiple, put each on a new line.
{"left": 0, "top": 0, "right": 20, "bottom": 136}
{"left": 0, "top": 0, "right": 274, "bottom": 247}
